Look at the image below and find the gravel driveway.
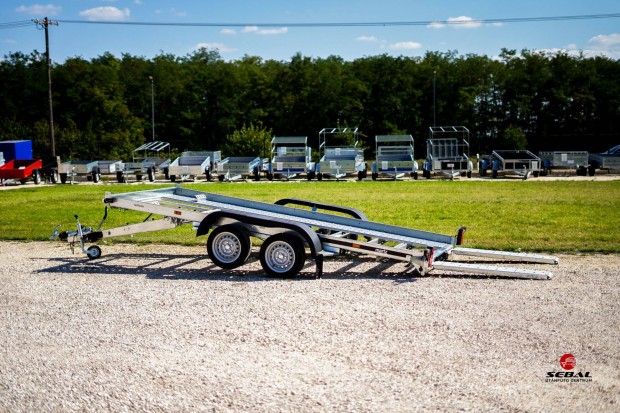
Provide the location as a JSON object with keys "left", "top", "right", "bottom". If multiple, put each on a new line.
{"left": 1, "top": 241, "right": 618, "bottom": 412}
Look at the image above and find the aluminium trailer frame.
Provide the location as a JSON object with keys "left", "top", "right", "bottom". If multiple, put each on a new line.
{"left": 424, "top": 126, "right": 473, "bottom": 179}
{"left": 267, "top": 136, "right": 315, "bottom": 180}
{"left": 316, "top": 127, "right": 367, "bottom": 181}
{"left": 51, "top": 186, "right": 558, "bottom": 280}
{"left": 371, "top": 135, "right": 419, "bottom": 180}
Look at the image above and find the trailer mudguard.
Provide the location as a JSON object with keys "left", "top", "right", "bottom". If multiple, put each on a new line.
{"left": 273, "top": 198, "right": 368, "bottom": 221}
{"left": 196, "top": 210, "right": 324, "bottom": 259}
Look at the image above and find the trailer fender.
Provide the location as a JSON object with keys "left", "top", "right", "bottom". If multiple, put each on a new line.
{"left": 196, "top": 210, "right": 324, "bottom": 260}
{"left": 273, "top": 198, "right": 368, "bottom": 221}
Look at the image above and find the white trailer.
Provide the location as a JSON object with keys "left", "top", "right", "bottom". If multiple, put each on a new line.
{"left": 59, "top": 160, "right": 100, "bottom": 183}
{"left": 482, "top": 150, "right": 542, "bottom": 180}
{"left": 315, "top": 127, "right": 367, "bottom": 180}
{"left": 51, "top": 186, "right": 558, "bottom": 280}
{"left": 423, "top": 126, "right": 473, "bottom": 179}
{"left": 371, "top": 135, "right": 418, "bottom": 180}
{"left": 216, "top": 156, "right": 263, "bottom": 181}
{"left": 168, "top": 151, "right": 219, "bottom": 182}
{"left": 118, "top": 141, "right": 171, "bottom": 183}
{"left": 267, "top": 136, "right": 315, "bottom": 180}
{"left": 539, "top": 151, "right": 591, "bottom": 176}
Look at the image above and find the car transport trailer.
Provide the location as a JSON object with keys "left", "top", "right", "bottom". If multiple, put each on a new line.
{"left": 50, "top": 186, "right": 558, "bottom": 280}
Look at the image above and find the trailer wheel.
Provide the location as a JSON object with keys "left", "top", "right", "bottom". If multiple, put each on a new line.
{"left": 260, "top": 232, "right": 306, "bottom": 278}
{"left": 207, "top": 224, "right": 251, "bottom": 270}
{"left": 588, "top": 165, "right": 596, "bottom": 176}
{"left": 33, "top": 169, "right": 41, "bottom": 185}
{"left": 372, "top": 172, "right": 378, "bottom": 180}
{"left": 147, "top": 167, "right": 155, "bottom": 182}
{"left": 86, "top": 245, "right": 102, "bottom": 259}
{"left": 50, "top": 169, "right": 58, "bottom": 184}
{"left": 170, "top": 175, "right": 176, "bottom": 182}
{"left": 60, "top": 173, "right": 68, "bottom": 184}
{"left": 413, "top": 172, "right": 418, "bottom": 180}
{"left": 491, "top": 170, "right": 498, "bottom": 179}
{"left": 317, "top": 173, "right": 323, "bottom": 181}
{"left": 136, "top": 174, "right": 143, "bottom": 182}
{"left": 92, "top": 167, "right": 101, "bottom": 183}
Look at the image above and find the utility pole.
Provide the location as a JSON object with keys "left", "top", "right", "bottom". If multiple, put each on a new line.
{"left": 33, "top": 17, "right": 59, "bottom": 158}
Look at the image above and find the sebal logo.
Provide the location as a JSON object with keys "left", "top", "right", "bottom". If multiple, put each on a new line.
{"left": 545, "top": 353, "right": 592, "bottom": 382}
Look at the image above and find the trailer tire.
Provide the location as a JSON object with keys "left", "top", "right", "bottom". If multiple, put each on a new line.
{"left": 218, "top": 174, "right": 225, "bottom": 182}
{"left": 147, "top": 167, "right": 155, "bottom": 182}
{"left": 207, "top": 224, "right": 252, "bottom": 270}
{"left": 136, "top": 174, "right": 143, "bottom": 182}
{"left": 86, "top": 245, "right": 102, "bottom": 259}
{"left": 466, "top": 171, "right": 472, "bottom": 178}
{"left": 588, "top": 165, "right": 596, "bottom": 176}
{"left": 170, "top": 175, "right": 176, "bottom": 182}
{"left": 60, "top": 173, "right": 68, "bottom": 184}
{"left": 317, "top": 173, "right": 323, "bottom": 181}
{"left": 357, "top": 171, "right": 364, "bottom": 181}
{"left": 372, "top": 172, "right": 378, "bottom": 180}
{"left": 260, "top": 232, "right": 306, "bottom": 278}
{"left": 92, "top": 168, "right": 101, "bottom": 183}
{"left": 33, "top": 169, "right": 41, "bottom": 185}
{"left": 49, "top": 169, "right": 58, "bottom": 183}
{"left": 491, "top": 170, "right": 498, "bottom": 179}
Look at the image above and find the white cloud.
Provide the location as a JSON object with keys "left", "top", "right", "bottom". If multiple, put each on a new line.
{"left": 194, "top": 42, "right": 236, "bottom": 53}
{"left": 15, "top": 4, "right": 62, "bottom": 16}
{"left": 447, "top": 16, "right": 482, "bottom": 29}
{"left": 427, "top": 21, "right": 445, "bottom": 30}
{"left": 357, "top": 35, "right": 378, "bottom": 42}
{"left": 428, "top": 16, "right": 487, "bottom": 29}
{"left": 588, "top": 33, "right": 620, "bottom": 53}
{"left": 79, "top": 6, "right": 130, "bottom": 21}
{"left": 242, "top": 26, "right": 288, "bottom": 35}
{"left": 220, "top": 28, "right": 236, "bottom": 35}
{"left": 389, "top": 41, "right": 422, "bottom": 50}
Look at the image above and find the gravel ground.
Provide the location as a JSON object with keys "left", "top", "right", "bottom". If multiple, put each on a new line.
{"left": 1, "top": 240, "right": 618, "bottom": 412}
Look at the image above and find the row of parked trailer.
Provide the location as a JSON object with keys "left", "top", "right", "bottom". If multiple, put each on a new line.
{"left": 1, "top": 128, "right": 619, "bottom": 185}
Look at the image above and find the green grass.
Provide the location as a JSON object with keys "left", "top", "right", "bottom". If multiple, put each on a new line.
{"left": 1, "top": 180, "right": 619, "bottom": 253}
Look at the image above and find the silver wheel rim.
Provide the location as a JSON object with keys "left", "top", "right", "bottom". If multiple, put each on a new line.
{"left": 212, "top": 232, "right": 242, "bottom": 263}
{"left": 264, "top": 241, "right": 295, "bottom": 273}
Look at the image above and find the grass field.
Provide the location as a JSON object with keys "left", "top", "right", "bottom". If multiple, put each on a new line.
{"left": 0, "top": 180, "right": 619, "bottom": 252}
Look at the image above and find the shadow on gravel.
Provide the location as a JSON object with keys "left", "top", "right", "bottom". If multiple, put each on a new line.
{"left": 35, "top": 252, "right": 420, "bottom": 283}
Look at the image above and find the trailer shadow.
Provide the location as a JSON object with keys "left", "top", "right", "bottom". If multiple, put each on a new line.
{"left": 36, "top": 252, "right": 422, "bottom": 282}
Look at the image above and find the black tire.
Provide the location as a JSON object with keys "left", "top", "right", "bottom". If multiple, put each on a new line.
{"left": 491, "top": 169, "right": 498, "bottom": 179}
{"left": 49, "top": 169, "right": 58, "bottom": 184}
{"left": 207, "top": 224, "right": 252, "bottom": 270}
{"left": 33, "top": 169, "right": 41, "bottom": 185}
{"left": 259, "top": 232, "right": 306, "bottom": 278}
{"left": 163, "top": 167, "right": 169, "bottom": 180}
{"left": 86, "top": 245, "right": 102, "bottom": 259}
{"left": 136, "top": 174, "right": 143, "bottom": 182}
{"left": 372, "top": 172, "right": 378, "bottom": 180}
{"left": 533, "top": 171, "right": 540, "bottom": 178}
{"left": 357, "top": 171, "right": 364, "bottom": 181}
{"left": 60, "top": 173, "right": 67, "bottom": 184}
{"left": 147, "top": 167, "right": 155, "bottom": 182}
{"left": 413, "top": 172, "right": 418, "bottom": 180}
{"left": 218, "top": 174, "right": 225, "bottom": 182}
{"left": 317, "top": 173, "right": 323, "bottom": 181}
{"left": 206, "top": 170, "right": 212, "bottom": 182}
{"left": 116, "top": 171, "right": 125, "bottom": 183}
{"left": 588, "top": 165, "right": 596, "bottom": 176}
{"left": 170, "top": 175, "right": 176, "bottom": 182}
{"left": 92, "top": 167, "right": 101, "bottom": 183}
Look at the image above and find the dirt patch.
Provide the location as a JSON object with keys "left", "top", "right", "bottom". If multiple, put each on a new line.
{"left": 0, "top": 241, "right": 618, "bottom": 412}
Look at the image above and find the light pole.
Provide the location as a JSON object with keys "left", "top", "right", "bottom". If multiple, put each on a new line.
{"left": 149, "top": 76, "right": 155, "bottom": 141}
{"left": 432, "top": 70, "right": 437, "bottom": 127}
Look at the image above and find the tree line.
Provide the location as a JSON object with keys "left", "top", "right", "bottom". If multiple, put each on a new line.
{"left": 0, "top": 48, "right": 618, "bottom": 162}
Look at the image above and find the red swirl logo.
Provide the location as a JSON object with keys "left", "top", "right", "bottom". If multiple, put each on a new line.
{"left": 559, "top": 353, "right": 576, "bottom": 370}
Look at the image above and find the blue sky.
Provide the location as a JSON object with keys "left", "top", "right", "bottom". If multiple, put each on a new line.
{"left": 1, "top": 1, "right": 620, "bottom": 62}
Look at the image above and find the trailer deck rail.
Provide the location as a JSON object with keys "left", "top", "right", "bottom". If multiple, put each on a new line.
{"left": 51, "top": 186, "right": 558, "bottom": 280}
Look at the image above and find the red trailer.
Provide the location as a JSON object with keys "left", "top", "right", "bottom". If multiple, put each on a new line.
{"left": 0, "top": 159, "right": 43, "bottom": 185}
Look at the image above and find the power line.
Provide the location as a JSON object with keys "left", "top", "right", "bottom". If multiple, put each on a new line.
{"left": 1, "top": 13, "right": 618, "bottom": 30}
{"left": 52, "top": 12, "right": 620, "bottom": 28}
